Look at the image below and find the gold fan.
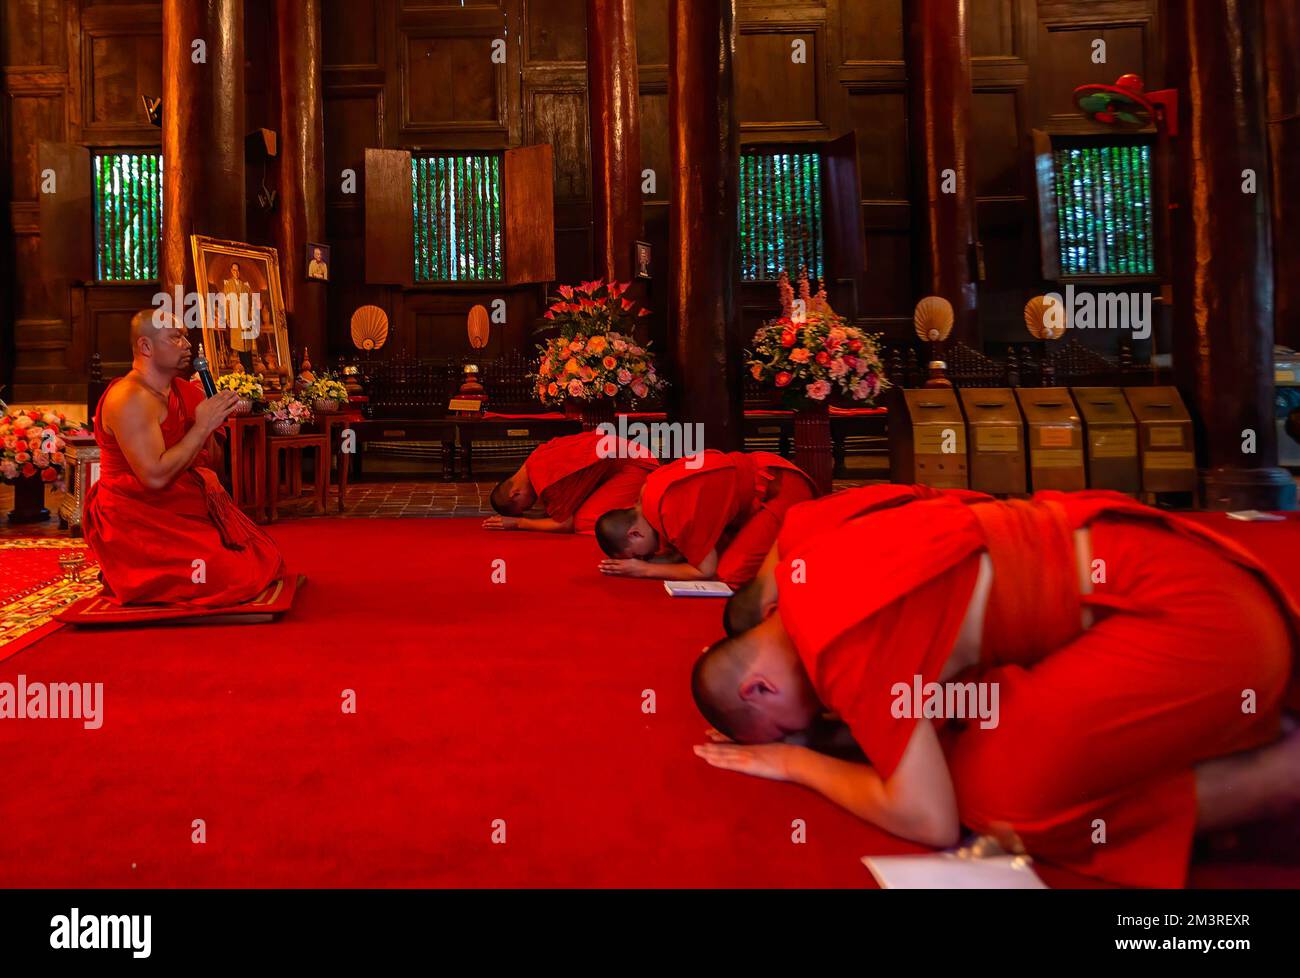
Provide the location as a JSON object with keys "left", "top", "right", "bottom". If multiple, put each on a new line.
{"left": 350, "top": 304, "right": 389, "bottom": 351}
{"left": 1025, "top": 295, "right": 1067, "bottom": 340}
{"left": 913, "top": 296, "right": 954, "bottom": 343}
{"left": 467, "top": 305, "right": 490, "bottom": 349}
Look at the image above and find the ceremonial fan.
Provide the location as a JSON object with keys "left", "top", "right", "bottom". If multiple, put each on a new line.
{"left": 1024, "top": 295, "right": 1067, "bottom": 342}
{"left": 914, "top": 296, "right": 954, "bottom": 387}
{"left": 350, "top": 305, "right": 389, "bottom": 352}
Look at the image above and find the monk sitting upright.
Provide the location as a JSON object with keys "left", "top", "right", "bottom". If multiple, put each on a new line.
{"left": 595, "top": 450, "right": 816, "bottom": 587}
{"left": 483, "top": 430, "right": 659, "bottom": 534}
{"left": 83, "top": 310, "right": 285, "bottom": 607}
{"left": 692, "top": 488, "right": 1300, "bottom": 887}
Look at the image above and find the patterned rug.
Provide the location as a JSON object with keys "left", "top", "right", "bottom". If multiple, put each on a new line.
{"left": 0, "top": 538, "right": 102, "bottom": 660}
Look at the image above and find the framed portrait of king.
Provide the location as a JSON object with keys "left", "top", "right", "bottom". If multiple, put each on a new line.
{"left": 191, "top": 235, "right": 293, "bottom": 391}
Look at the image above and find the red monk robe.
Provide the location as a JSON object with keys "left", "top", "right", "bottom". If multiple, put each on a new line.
{"left": 526, "top": 431, "right": 658, "bottom": 533}
{"left": 776, "top": 489, "right": 1299, "bottom": 888}
{"left": 83, "top": 377, "right": 284, "bottom": 607}
{"left": 642, "top": 450, "right": 817, "bottom": 586}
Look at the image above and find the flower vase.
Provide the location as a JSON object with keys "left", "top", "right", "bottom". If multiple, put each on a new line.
{"left": 270, "top": 420, "right": 301, "bottom": 437}
{"left": 233, "top": 398, "right": 254, "bottom": 416}
{"left": 793, "top": 402, "right": 834, "bottom": 495}
{"left": 565, "top": 398, "right": 615, "bottom": 432}
{"left": 6, "top": 472, "right": 51, "bottom": 524}
{"left": 313, "top": 398, "right": 339, "bottom": 415}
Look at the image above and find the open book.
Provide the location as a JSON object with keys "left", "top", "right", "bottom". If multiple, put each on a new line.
{"left": 863, "top": 837, "right": 1046, "bottom": 889}
{"left": 663, "top": 581, "right": 734, "bottom": 598}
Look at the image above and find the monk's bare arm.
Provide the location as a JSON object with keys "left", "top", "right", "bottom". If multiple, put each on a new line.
{"left": 695, "top": 719, "right": 959, "bottom": 848}
{"left": 105, "top": 385, "right": 237, "bottom": 491}
{"left": 599, "top": 549, "right": 719, "bottom": 579}
{"left": 785, "top": 721, "right": 959, "bottom": 847}
{"left": 483, "top": 515, "right": 574, "bottom": 532}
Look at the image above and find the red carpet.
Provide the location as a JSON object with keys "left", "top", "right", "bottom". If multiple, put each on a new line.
{"left": 0, "top": 514, "right": 1297, "bottom": 888}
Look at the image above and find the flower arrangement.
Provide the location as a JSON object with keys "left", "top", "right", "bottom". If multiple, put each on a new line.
{"left": 532, "top": 280, "right": 667, "bottom": 408}
{"left": 747, "top": 271, "right": 888, "bottom": 408}
{"left": 541, "top": 279, "right": 650, "bottom": 336}
{"left": 215, "top": 371, "right": 264, "bottom": 400}
{"left": 533, "top": 330, "right": 666, "bottom": 407}
{"left": 265, "top": 395, "right": 313, "bottom": 428}
{"left": 0, "top": 407, "right": 88, "bottom": 487}
{"left": 302, "top": 373, "right": 348, "bottom": 408}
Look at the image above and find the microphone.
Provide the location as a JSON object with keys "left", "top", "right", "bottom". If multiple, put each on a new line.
{"left": 193, "top": 349, "right": 218, "bottom": 398}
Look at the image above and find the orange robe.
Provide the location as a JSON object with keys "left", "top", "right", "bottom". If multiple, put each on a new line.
{"left": 776, "top": 489, "right": 1299, "bottom": 887}
{"left": 641, "top": 450, "right": 817, "bottom": 586}
{"left": 83, "top": 378, "right": 285, "bottom": 607}
{"left": 525, "top": 431, "right": 659, "bottom": 534}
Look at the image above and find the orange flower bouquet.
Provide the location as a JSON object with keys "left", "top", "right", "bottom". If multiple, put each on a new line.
{"left": 747, "top": 271, "right": 888, "bottom": 409}
{"left": 532, "top": 280, "right": 667, "bottom": 408}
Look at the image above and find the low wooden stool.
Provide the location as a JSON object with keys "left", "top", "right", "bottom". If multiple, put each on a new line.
{"left": 267, "top": 431, "right": 328, "bottom": 522}
{"left": 221, "top": 415, "right": 268, "bottom": 523}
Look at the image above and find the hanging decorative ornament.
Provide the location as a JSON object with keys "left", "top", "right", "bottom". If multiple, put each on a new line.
{"left": 350, "top": 304, "right": 389, "bottom": 352}
{"left": 913, "top": 296, "right": 954, "bottom": 343}
{"left": 467, "top": 304, "right": 490, "bottom": 349}
{"left": 1025, "top": 295, "right": 1067, "bottom": 341}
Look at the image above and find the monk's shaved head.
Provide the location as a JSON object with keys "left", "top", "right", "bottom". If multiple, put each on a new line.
{"left": 596, "top": 506, "right": 639, "bottom": 557}
{"left": 490, "top": 467, "right": 535, "bottom": 516}
{"left": 130, "top": 309, "right": 167, "bottom": 351}
{"left": 691, "top": 612, "right": 822, "bottom": 744}
{"left": 692, "top": 632, "right": 764, "bottom": 740}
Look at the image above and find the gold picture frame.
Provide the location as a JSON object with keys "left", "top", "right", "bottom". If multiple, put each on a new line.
{"left": 190, "top": 234, "right": 293, "bottom": 391}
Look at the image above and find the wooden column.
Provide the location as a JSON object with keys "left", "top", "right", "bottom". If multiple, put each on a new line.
{"left": 1265, "top": 0, "right": 1300, "bottom": 350}
{"left": 905, "top": 0, "right": 978, "bottom": 344}
{"left": 588, "top": 0, "right": 643, "bottom": 284}
{"left": 668, "top": 0, "right": 741, "bottom": 448}
{"left": 1165, "top": 0, "right": 1295, "bottom": 510}
{"left": 161, "top": 0, "right": 245, "bottom": 295}
{"left": 275, "top": 0, "right": 327, "bottom": 360}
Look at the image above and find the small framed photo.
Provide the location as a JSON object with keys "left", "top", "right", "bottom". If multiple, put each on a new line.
{"left": 634, "top": 241, "right": 652, "bottom": 280}
{"left": 306, "top": 242, "right": 330, "bottom": 282}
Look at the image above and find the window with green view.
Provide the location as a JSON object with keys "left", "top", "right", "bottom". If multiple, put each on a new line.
{"left": 93, "top": 151, "right": 163, "bottom": 282}
{"left": 738, "top": 150, "right": 824, "bottom": 282}
{"left": 1053, "top": 143, "right": 1154, "bottom": 277}
{"left": 411, "top": 153, "right": 503, "bottom": 283}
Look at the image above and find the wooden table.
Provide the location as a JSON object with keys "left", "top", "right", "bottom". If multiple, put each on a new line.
{"left": 319, "top": 410, "right": 362, "bottom": 512}
{"left": 221, "top": 415, "right": 268, "bottom": 523}
{"left": 266, "top": 430, "right": 328, "bottom": 522}
{"left": 455, "top": 416, "right": 581, "bottom": 479}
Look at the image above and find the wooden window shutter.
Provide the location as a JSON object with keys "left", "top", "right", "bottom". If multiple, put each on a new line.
{"left": 365, "top": 148, "right": 414, "bottom": 287}
{"left": 504, "top": 143, "right": 555, "bottom": 286}
{"left": 38, "top": 141, "right": 94, "bottom": 284}
{"left": 821, "top": 132, "right": 866, "bottom": 314}
{"left": 1032, "top": 129, "right": 1062, "bottom": 282}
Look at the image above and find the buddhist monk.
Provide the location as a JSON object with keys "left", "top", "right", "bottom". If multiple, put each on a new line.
{"left": 83, "top": 310, "right": 285, "bottom": 607}
{"left": 595, "top": 450, "right": 817, "bottom": 587}
{"left": 483, "top": 430, "right": 659, "bottom": 534}
{"left": 692, "top": 488, "right": 1300, "bottom": 886}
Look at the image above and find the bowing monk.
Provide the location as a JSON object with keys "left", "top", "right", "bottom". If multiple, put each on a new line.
{"left": 595, "top": 450, "right": 817, "bottom": 587}
{"left": 83, "top": 310, "right": 284, "bottom": 607}
{"left": 484, "top": 430, "right": 658, "bottom": 534}
{"left": 692, "top": 489, "right": 1300, "bottom": 887}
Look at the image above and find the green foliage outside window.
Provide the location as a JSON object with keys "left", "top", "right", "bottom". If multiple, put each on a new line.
{"left": 1053, "top": 143, "right": 1154, "bottom": 277}
{"left": 412, "top": 153, "right": 504, "bottom": 283}
{"left": 739, "top": 150, "right": 824, "bottom": 282}
{"left": 93, "top": 151, "right": 163, "bottom": 282}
